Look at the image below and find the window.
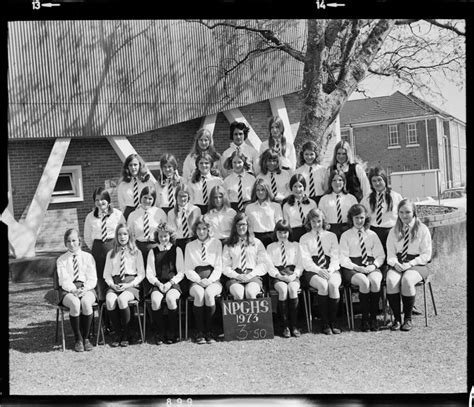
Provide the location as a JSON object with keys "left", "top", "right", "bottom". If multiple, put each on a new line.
{"left": 341, "top": 130, "right": 351, "bottom": 145}
{"left": 407, "top": 123, "right": 418, "bottom": 145}
{"left": 51, "top": 165, "right": 84, "bottom": 204}
{"left": 388, "top": 125, "right": 399, "bottom": 147}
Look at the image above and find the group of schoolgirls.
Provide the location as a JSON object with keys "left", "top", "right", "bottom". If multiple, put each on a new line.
{"left": 56, "top": 116, "right": 432, "bottom": 351}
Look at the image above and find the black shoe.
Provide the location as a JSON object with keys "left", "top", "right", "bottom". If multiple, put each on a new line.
{"left": 120, "top": 339, "right": 129, "bottom": 347}
{"left": 361, "top": 320, "right": 370, "bottom": 332}
{"left": 282, "top": 326, "right": 291, "bottom": 338}
{"left": 330, "top": 324, "right": 341, "bottom": 335}
{"left": 401, "top": 319, "right": 413, "bottom": 331}
{"left": 155, "top": 335, "right": 164, "bottom": 345}
{"left": 83, "top": 339, "right": 93, "bottom": 351}
{"left": 370, "top": 320, "right": 379, "bottom": 332}
{"left": 291, "top": 327, "right": 301, "bottom": 338}
{"left": 195, "top": 332, "right": 206, "bottom": 345}
{"left": 390, "top": 320, "right": 402, "bottom": 331}
{"left": 412, "top": 306, "right": 422, "bottom": 316}
{"left": 74, "top": 340, "right": 84, "bottom": 352}
{"left": 205, "top": 332, "right": 216, "bottom": 344}
{"left": 128, "top": 333, "right": 142, "bottom": 345}
{"left": 110, "top": 335, "right": 121, "bottom": 347}
{"left": 322, "top": 324, "right": 332, "bottom": 335}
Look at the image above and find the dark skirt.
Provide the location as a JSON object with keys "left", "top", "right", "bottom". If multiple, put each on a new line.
{"left": 340, "top": 256, "right": 380, "bottom": 286}
{"left": 230, "top": 201, "right": 251, "bottom": 213}
{"left": 175, "top": 237, "right": 193, "bottom": 253}
{"left": 196, "top": 204, "right": 208, "bottom": 215}
{"left": 123, "top": 206, "right": 137, "bottom": 221}
{"left": 161, "top": 206, "right": 173, "bottom": 215}
{"left": 59, "top": 282, "right": 97, "bottom": 305}
{"left": 290, "top": 226, "right": 307, "bottom": 242}
{"left": 136, "top": 240, "right": 157, "bottom": 269}
{"left": 107, "top": 275, "right": 140, "bottom": 300}
{"left": 91, "top": 238, "right": 114, "bottom": 301}
{"left": 270, "top": 277, "right": 300, "bottom": 291}
{"left": 254, "top": 231, "right": 275, "bottom": 248}
{"left": 225, "top": 276, "right": 263, "bottom": 291}
{"left": 328, "top": 223, "right": 350, "bottom": 241}
{"left": 370, "top": 226, "right": 391, "bottom": 255}
{"left": 395, "top": 253, "right": 431, "bottom": 280}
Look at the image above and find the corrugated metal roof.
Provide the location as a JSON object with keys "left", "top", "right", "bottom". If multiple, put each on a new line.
{"left": 8, "top": 20, "right": 306, "bottom": 140}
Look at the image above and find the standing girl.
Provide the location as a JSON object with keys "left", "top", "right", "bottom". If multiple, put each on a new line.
{"left": 84, "top": 187, "right": 125, "bottom": 302}
{"left": 103, "top": 223, "right": 145, "bottom": 347}
{"left": 326, "top": 140, "right": 370, "bottom": 202}
{"left": 318, "top": 170, "right": 358, "bottom": 241}
{"left": 385, "top": 199, "right": 432, "bottom": 332}
{"left": 222, "top": 212, "right": 271, "bottom": 300}
{"left": 257, "top": 149, "right": 291, "bottom": 204}
{"left": 117, "top": 153, "right": 155, "bottom": 220}
{"left": 56, "top": 229, "right": 97, "bottom": 352}
{"left": 295, "top": 141, "right": 326, "bottom": 205}
{"left": 220, "top": 121, "right": 260, "bottom": 177}
{"left": 282, "top": 173, "right": 317, "bottom": 242}
{"left": 188, "top": 152, "right": 224, "bottom": 215}
{"left": 300, "top": 208, "right": 342, "bottom": 335}
{"left": 259, "top": 116, "right": 296, "bottom": 171}
{"left": 223, "top": 150, "right": 256, "bottom": 213}
{"left": 182, "top": 128, "right": 221, "bottom": 182}
{"left": 145, "top": 222, "right": 184, "bottom": 345}
{"left": 339, "top": 204, "right": 385, "bottom": 332}
{"left": 204, "top": 185, "right": 237, "bottom": 242}
{"left": 185, "top": 216, "right": 223, "bottom": 344}
{"left": 266, "top": 220, "right": 303, "bottom": 338}
{"left": 155, "top": 153, "right": 183, "bottom": 215}
{"left": 244, "top": 178, "right": 283, "bottom": 248}
{"left": 167, "top": 183, "right": 201, "bottom": 253}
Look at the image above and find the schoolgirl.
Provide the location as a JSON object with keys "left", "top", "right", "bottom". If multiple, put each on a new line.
{"left": 295, "top": 140, "right": 326, "bottom": 205}
{"left": 117, "top": 153, "right": 155, "bottom": 220}
{"left": 257, "top": 148, "right": 291, "bottom": 204}
{"left": 339, "top": 204, "right": 385, "bottom": 332}
{"left": 145, "top": 222, "right": 184, "bottom": 345}
{"left": 222, "top": 212, "right": 271, "bottom": 300}
{"left": 244, "top": 178, "right": 283, "bottom": 248}
{"left": 182, "top": 128, "right": 222, "bottom": 182}
{"left": 56, "top": 229, "right": 97, "bottom": 352}
{"left": 204, "top": 185, "right": 237, "bottom": 242}
{"left": 266, "top": 220, "right": 303, "bottom": 338}
{"left": 84, "top": 187, "right": 125, "bottom": 302}
{"left": 318, "top": 169, "right": 358, "bottom": 241}
{"left": 259, "top": 116, "right": 296, "bottom": 171}
{"left": 385, "top": 199, "right": 432, "bottom": 332}
{"left": 222, "top": 150, "right": 256, "bottom": 213}
{"left": 360, "top": 167, "right": 404, "bottom": 254}
{"left": 300, "top": 208, "right": 342, "bottom": 335}
{"left": 155, "top": 153, "right": 183, "bottom": 215}
{"left": 188, "top": 152, "right": 224, "bottom": 215}
{"left": 103, "top": 223, "right": 145, "bottom": 347}
{"left": 326, "top": 140, "right": 370, "bottom": 202}
{"left": 220, "top": 121, "right": 260, "bottom": 177}
{"left": 282, "top": 173, "right": 317, "bottom": 242}
{"left": 184, "top": 216, "right": 223, "bottom": 344}
{"left": 167, "top": 183, "right": 201, "bottom": 252}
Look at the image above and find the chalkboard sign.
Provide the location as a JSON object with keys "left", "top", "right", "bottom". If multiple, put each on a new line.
{"left": 222, "top": 298, "right": 274, "bottom": 341}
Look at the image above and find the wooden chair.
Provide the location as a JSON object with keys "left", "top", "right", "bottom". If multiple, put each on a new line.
{"left": 142, "top": 297, "right": 182, "bottom": 342}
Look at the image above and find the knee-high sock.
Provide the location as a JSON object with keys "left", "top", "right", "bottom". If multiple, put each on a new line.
{"left": 193, "top": 305, "right": 205, "bottom": 334}
{"left": 204, "top": 305, "right": 216, "bottom": 333}
{"left": 402, "top": 295, "right": 416, "bottom": 321}
{"left": 359, "top": 292, "right": 370, "bottom": 322}
{"left": 288, "top": 298, "right": 299, "bottom": 329}
{"left": 387, "top": 293, "right": 401, "bottom": 322}
{"left": 168, "top": 309, "right": 178, "bottom": 338}
{"left": 278, "top": 300, "right": 289, "bottom": 328}
{"left": 107, "top": 308, "right": 121, "bottom": 334}
{"left": 69, "top": 315, "right": 82, "bottom": 342}
{"left": 80, "top": 313, "right": 93, "bottom": 340}
{"left": 152, "top": 308, "right": 164, "bottom": 336}
{"left": 328, "top": 298, "right": 340, "bottom": 325}
{"left": 317, "top": 295, "right": 329, "bottom": 326}
{"left": 370, "top": 291, "right": 381, "bottom": 321}
{"left": 119, "top": 307, "right": 131, "bottom": 337}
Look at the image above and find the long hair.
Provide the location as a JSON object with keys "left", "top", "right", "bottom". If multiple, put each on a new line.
{"left": 268, "top": 116, "right": 287, "bottom": 157}
{"left": 225, "top": 212, "right": 255, "bottom": 247}
{"left": 229, "top": 121, "right": 249, "bottom": 141}
{"left": 394, "top": 199, "right": 421, "bottom": 242}
{"left": 346, "top": 204, "right": 371, "bottom": 230}
{"left": 208, "top": 184, "right": 231, "bottom": 212}
{"left": 259, "top": 148, "right": 282, "bottom": 175}
{"left": 191, "top": 152, "right": 216, "bottom": 183}
{"left": 191, "top": 215, "right": 211, "bottom": 239}
{"left": 250, "top": 178, "right": 274, "bottom": 203}
{"left": 173, "top": 183, "right": 192, "bottom": 217}
{"left": 324, "top": 169, "right": 348, "bottom": 195}
{"left": 158, "top": 153, "right": 180, "bottom": 187}
{"left": 298, "top": 140, "right": 320, "bottom": 167}
{"left": 111, "top": 223, "right": 138, "bottom": 258}
{"left": 139, "top": 186, "right": 157, "bottom": 207}
{"left": 329, "top": 140, "right": 357, "bottom": 168}
{"left": 304, "top": 208, "right": 330, "bottom": 231}
{"left": 121, "top": 153, "right": 150, "bottom": 183}
{"left": 224, "top": 149, "right": 251, "bottom": 172}
{"left": 286, "top": 173, "right": 311, "bottom": 206}
{"left": 189, "top": 128, "right": 220, "bottom": 161}
{"left": 368, "top": 167, "right": 393, "bottom": 213}
{"left": 154, "top": 222, "right": 177, "bottom": 245}
{"left": 92, "top": 187, "right": 113, "bottom": 218}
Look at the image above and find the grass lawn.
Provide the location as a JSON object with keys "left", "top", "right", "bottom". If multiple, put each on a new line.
{"left": 8, "top": 248, "right": 467, "bottom": 396}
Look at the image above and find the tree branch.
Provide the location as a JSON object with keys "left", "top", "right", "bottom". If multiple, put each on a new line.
{"left": 424, "top": 19, "right": 465, "bottom": 36}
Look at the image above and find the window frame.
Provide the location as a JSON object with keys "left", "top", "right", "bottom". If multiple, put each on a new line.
{"left": 388, "top": 124, "right": 400, "bottom": 147}
{"left": 407, "top": 122, "right": 418, "bottom": 145}
{"left": 51, "top": 165, "right": 84, "bottom": 204}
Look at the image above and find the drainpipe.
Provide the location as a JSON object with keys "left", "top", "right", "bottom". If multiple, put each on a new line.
{"left": 424, "top": 119, "right": 431, "bottom": 169}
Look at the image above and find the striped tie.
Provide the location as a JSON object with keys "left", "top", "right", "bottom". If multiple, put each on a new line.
{"left": 202, "top": 177, "right": 208, "bottom": 206}
{"left": 240, "top": 241, "right": 247, "bottom": 272}
{"left": 181, "top": 209, "right": 189, "bottom": 238}
{"left": 168, "top": 180, "right": 175, "bottom": 208}
{"left": 143, "top": 210, "right": 150, "bottom": 240}
{"left": 298, "top": 200, "right": 305, "bottom": 224}
{"left": 281, "top": 242, "right": 287, "bottom": 267}
{"left": 336, "top": 194, "right": 343, "bottom": 223}
{"left": 133, "top": 177, "right": 139, "bottom": 208}
{"left": 358, "top": 230, "right": 368, "bottom": 266}
{"left": 101, "top": 214, "right": 107, "bottom": 242}
{"left": 309, "top": 166, "right": 315, "bottom": 198}
{"left": 376, "top": 193, "right": 384, "bottom": 225}
{"left": 317, "top": 233, "right": 326, "bottom": 267}
{"left": 201, "top": 242, "right": 206, "bottom": 262}
{"left": 237, "top": 175, "right": 244, "bottom": 212}
{"left": 119, "top": 248, "right": 126, "bottom": 280}
{"left": 401, "top": 225, "right": 410, "bottom": 262}
{"left": 72, "top": 254, "right": 79, "bottom": 282}
{"left": 270, "top": 172, "right": 277, "bottom": 198}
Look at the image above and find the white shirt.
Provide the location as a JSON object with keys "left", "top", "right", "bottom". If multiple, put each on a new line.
{"left": 184, "top": 238, "right": 223, "bottom": 283}
{"left": 223, "top": 172, "right": 256, "bottom": 204}
{"left": 222, "top": 238, "right": 271, "bottom": 279}
{"left": 146, "top": 245, "right": 184, "bottom": 286}
{"left": 187, "top": 175, "right": 224, "bottom": 206}
{"left": 360, "top": 190, "right": 404, "bottom": 228}
{"left": 295, "top": 163, "right": 327, "bottom": 197}
{"left": 204, "top": 207, "right": 237, "bottom": 240}
{"left": 167, "top": 204, "right": 201, "bottom": 239}
{"left": 299, "top": 230, "right": 340, "bottom": 273}
{"left": 245, "top": 201, "right": 283, "bottom": 233}
{"left": 103, "top": 248, "right": 145, "bottom": 287}
{"left": 339, "top": 227, "right": 386, "bottom": 269}
{"left": 282, "top": 197, "right": 317, "bottom": 228}
{"left": 318, "top": 192, "right": 358, "bottom": 224}
{"left": 257, "top": 170, "right": 292, "bottom": 202}
{"left": 117, "top": 177, "right": 155, "bottom": 211}
{"left": 221, "top": 142, "right": 261, "bottom": 177}
{"left": 84, "top": 208, "right": 125, "bottom": 249}
{"left": 259, "top": 139, "right": 297, "bottom": 171}
{"left": 57, "top": 249, "right": 97, "bottom": 293}
{"left": 155, "top": 176, "right": 183, "bottom": 208}
{"left": 266, "top": 241, "right": 303, "bottom": 278}
{"left": 182, "top": 153, "right": 222, "bottom": 183}
{"left": 127, "top": 206, "right": 167, "bottom": 242}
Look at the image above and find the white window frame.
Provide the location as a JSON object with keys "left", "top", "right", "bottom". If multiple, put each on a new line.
{"left": 407, "top": 122, "right": 418, "bottom": 145}
{"left": 388, "top": 124, "right": 400, "bottom": 147}
{"left": 51, "top": 165, "right": 84, "bottom": 204}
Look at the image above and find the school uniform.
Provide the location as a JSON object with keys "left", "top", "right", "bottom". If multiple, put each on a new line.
{"left": 259, "top": 140, "right": 297, "bottom": 171}
{"left": 84, "top": 207, "right": 125, "bottom": 301}
{"left": 257, "top": 170, "right": 292, "bottom": 203}
{"left": 188, "top": 175, "right": 224, "bottom": 214}
{"left": 223, "top": 172, "right": 256, "bottom": 212}
{"left": 155, "top": 175, "right": 183, "bottom": 214}
{"left": 295, "top": 163, "right": 326, "bottom": 204}
{"left": 327, "top": 162, "right": 371, "bottom": 202}
{"left": 282, "top": 196, "right": 317, "bottom": 242}
{"left": 318, "top": 192, "right": 358, "bottom": 241}
{"left": 221, "top": 142, "right": 260, "bottom": 177}
{"left": 204, "top": 207, "right": 237, "bottom": 241}
{"left": 182, "top": 153, "right": 222, "bottom": 183}
{"left": 167, "top": 203, "right": 201, "bottom": 252}
{"left": 117, "top": 176, "right": 155, "bottom": 220}
{"left": 244, "top": 200, "right": 283, "bottom": 247}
